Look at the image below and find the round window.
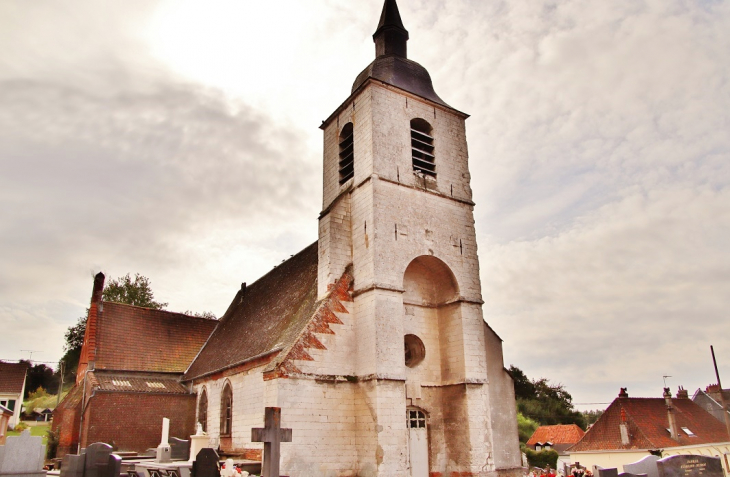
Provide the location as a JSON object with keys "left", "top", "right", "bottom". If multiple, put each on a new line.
{"left": 404, "top": 334, "right": 426, "bottom": 368}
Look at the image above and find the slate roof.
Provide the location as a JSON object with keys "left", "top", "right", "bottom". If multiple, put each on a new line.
{"left": 89, "top": 372, "right": 189, "bottom": 394}
{"left": 570, "top": 396, "right": 730, "bottom": 452}
{"left": 0, "top": 361, "right": 29, "bottom": 394}
{"left": 527, "top": 425, "right": 585, "bottom": 447}
{"left": 94, "top": 303, "right": 217, "bottom": 373}
{"left": 184, "top": 241, "right": 320, "bottom": 381}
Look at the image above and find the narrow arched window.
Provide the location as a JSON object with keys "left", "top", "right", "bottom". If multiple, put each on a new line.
{"left": 220, "top": 383, "right": 232, "bottom": 436}
{"left": 411, "top": 119, "right": 435, "bottom": 177}
{"left": 198, "top": 389, "right": 208, "bottom": 432}
{"left": 339, "top": 123, "right": 354, "bottom": 184}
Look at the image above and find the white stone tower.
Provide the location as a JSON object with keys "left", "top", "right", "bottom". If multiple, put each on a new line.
{"left": 317, "top": 0, "right": 522, "bottom": 475}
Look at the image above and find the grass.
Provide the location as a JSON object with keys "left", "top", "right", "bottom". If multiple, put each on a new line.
{"left": 7, "top": 423, "right": 51, "bottom": 445}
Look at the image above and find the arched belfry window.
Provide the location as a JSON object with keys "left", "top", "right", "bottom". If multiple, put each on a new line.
{"left": 220, "top": 382, "right": 232, "bottom": 436}
{"left": 339, "top": 123, "right": 354, "bottom": 184}
{"left": 198, "top": 388, "right": 208, "bottom": 432}
{"left": 411, "top": 119, "right": 435, "bottom": 177}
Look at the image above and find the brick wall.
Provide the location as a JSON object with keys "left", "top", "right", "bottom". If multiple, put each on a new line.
{"left": 84, "top": 392, "right": 196, "bottom": 453}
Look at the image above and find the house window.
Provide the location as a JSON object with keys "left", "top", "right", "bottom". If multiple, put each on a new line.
{"left": 404, "top": 334, "right": 426, "bottom": 368}
{"left": 220, "top": 383, "right": 232, "bottom": 436}
{"left": 407, "top": 409, "right": 427, "bottom": 428}
{"left": 411, "top": 119, "right": 435, "bottom": 177}
{"left": 6, "top": 400, "right": 15, "bottom": 412}
{"left": 198, "top": 389, "right": 208, "bottom": 433}
{"left": 339, "top": 123, "right": 354, "bottom": 184}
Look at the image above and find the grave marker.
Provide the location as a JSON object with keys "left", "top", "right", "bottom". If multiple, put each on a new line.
{"left": 191, "top": 448, "right": 219, "bottom": 477}
{"left": 625, "top": 455, "right": 661, "bottom": 477}
{"left": 657, "top": 455, "right": 723, "bottom": 477}
{"left": 0, "top": 429, "right": 46, "bottom": 477}
{"left": 84, "top": 442, "right": 120, "bottom": 477}
{"left": 252, "top": 407, "right": 292, "bottom": 477}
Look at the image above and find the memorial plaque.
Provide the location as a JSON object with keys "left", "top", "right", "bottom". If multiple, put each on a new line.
{"left": 657, "top": 455, "right": 723, "bottom": 477}
{"left": 625, "top": 454, "right": 661, "bottom": 477}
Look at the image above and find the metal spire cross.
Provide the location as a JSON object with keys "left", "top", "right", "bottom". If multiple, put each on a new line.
{"left": 251, "top": 407, "right": 292, "bottom": 477}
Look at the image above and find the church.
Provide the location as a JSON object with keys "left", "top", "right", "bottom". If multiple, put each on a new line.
{"left": 55, "top": 1, "right": 523, "bottom": 475}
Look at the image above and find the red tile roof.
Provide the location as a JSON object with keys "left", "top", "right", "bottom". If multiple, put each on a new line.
{"left": 570, "top": 396, "right": 730, "bottom": 452}
{"left": 185, "top": 242, "right": 320, "bottom": 380}
{"left": 0, "top": 361, "right": 29, "bottom": 394}
{"left": 93, "top": 304, "right": 217, "bottom": 373}
{"left": 527, "top": 425, "right": 585, "bottom": 447}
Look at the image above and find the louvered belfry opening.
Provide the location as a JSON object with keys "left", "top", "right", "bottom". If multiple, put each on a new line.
{"left": 411, "top": 118, "right": 435, "bottom": 177}
{"left": 339, "top": 122, "right": 355, "bottom": 184}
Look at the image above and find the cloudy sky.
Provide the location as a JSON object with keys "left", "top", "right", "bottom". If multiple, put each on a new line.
{"left": 1, "top": 0, "right": 729, "bottom": 409}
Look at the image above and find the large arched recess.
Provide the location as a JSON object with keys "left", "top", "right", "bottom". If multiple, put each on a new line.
{"left": 402, "top": 255, "right": 459, "bottom": 307}
{"left": 401, "top": 255, "right": 464, "bottom": 385}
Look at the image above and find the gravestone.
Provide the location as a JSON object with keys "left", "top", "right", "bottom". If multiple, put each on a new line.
{"left": 657, "top": 455, "right": 723, "bottom": 477}
{"left": 625, "top": 454, "right": 661, "bottom": 477}
{"left": 60, "top": 453, "right": 86, "bottom": 477}
{"left": 619, "top": 472, "right": 648, "bottom": 477}
{"left": 84, "top": 442, "right": 121, "bottom": 477}
{"left": 156, "top": 418, "right": 172, "bottom": 463}
{"left": 598, "top": 468, "right": 619, "bottom": 477}
{"left": 169, "top": 437, "right": 190, "bottom": 461}
{"left": 191, "top": 448, "right": 219, "bottom": 477}
{"left": 0, "top": 429, "right": 47, "bottom": 477}
{"left": 252, "top": 407, "right": 292, "bottom": 477}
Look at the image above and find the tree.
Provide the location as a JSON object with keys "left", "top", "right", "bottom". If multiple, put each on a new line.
{"left": 22, "top": 361, "right": 59, "bottom": 398}
{"left": 60, "top": 273, "right": 169, "bottom": 381}
{"left": 582, "top": 409, "right": 604, "bottom": 426}
{"left": 101, "top": 273, "right": 168, "bottom": 309}
{"left": 183, "top": 310, "right": 217, "bottom": 320}
{"left": 509, "top": 365, "right": 587, "bottom": 430}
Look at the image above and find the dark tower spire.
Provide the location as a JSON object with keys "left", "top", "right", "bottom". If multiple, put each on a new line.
{"left": 373, "top": 0, "right": 409, "bottom": 58}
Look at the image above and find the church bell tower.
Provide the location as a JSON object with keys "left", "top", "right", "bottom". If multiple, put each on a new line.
{"left": 317, "top": 0, "right": 522, "bottom": 475}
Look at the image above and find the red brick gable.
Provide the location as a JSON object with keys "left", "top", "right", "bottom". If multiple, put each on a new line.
{"left": 527, "top": 425, "right": 585, "bottom": 447}
{"left": 93, "top": 303, "right": 217, "bottom": 373}
{"left": 570, "top": 396, "right": 730, "bottom": 452}
{"left": 0, "top": 361, "right": 28, "bottom": 394}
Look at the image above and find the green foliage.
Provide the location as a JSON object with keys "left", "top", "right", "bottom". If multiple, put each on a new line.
{"left": 102, "top": 273, "right": 168, "bottom": 309}
{"left": 509, "top": 365, "right": 587, "bottom": 429}
{"left": 524, "top": 448, "right": 559, "bottom": 470}
{"left": 582, "top": 409, "right": 604, "bottom": 426}
{"left": 517, "top": 411, "right": 540, "bottom": 443}
{"left": 13, "top": 421, "right": 29, "bottom": 432}
{"left": 46, "top": 428, "right": 59, "bottom": 459}
{"left": 24, "top": 387, "right": 64, "bottom": 417}
{"left": 22, "top": 363, "right": 59, "bottom": 398}
{"left": 183, "top": 310, "right": 217, "bottom": 320}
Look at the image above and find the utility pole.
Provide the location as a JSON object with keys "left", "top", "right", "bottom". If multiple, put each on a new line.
{"left": 711, "top": 345, "right": 730, "bottom": 439}
{"left": 55, "top": 361, "right": 65, "bottom": 408}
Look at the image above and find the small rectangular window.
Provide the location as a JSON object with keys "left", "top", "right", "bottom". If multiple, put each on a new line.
{"left": 681, "top": 427, "right": 696, "bottom": 436}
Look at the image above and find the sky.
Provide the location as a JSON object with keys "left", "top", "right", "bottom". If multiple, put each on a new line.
{"left": 1, "top": 0, "right": 729, "bottom": 410}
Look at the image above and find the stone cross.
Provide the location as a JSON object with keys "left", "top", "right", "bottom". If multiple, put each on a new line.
{"left": 251, "top": 407, "right": 292, "bottom": 477}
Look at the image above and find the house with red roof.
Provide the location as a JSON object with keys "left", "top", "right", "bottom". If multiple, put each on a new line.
{"left": 0, "top": 360, "right": 29, "bottom": 429}
{"left": 52, "top": 272, "right": 218, "bottom": 457}
{"left": 528, "top": 424, "right": 586, "bottom": 467}
{"left": 568, "top": 388, "right": 730, "bottom": 473}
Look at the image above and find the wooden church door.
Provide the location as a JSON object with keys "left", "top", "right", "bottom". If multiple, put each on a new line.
{"left": 407, "top": 409, "right": 428, "bottom": 477}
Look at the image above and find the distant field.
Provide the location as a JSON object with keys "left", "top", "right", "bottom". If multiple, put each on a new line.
{"left": 7, "top": 423, "right": 50, "bottom": 445}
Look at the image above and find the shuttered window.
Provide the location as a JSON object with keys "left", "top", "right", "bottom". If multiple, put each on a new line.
{"left": 411, "top": 119, "right": 435, "bottom": 177}
{"left": 339, "top": 123, "right": 354, "bottom": 184}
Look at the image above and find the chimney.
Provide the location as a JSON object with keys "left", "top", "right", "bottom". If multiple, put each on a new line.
{"left": 619, "top": 387, "right": 629, "bottom": 398}
{"left": 619, "top": 407, "right": 630, "bottom": 445}
{"left": 676, "top": 386, "right": 689, "bottom": 399}
{"left": 664, "top": 387, "right": 679, "bottom": 440}
{"left": 76, "top": 272, "right": 105, "bottom": 384}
